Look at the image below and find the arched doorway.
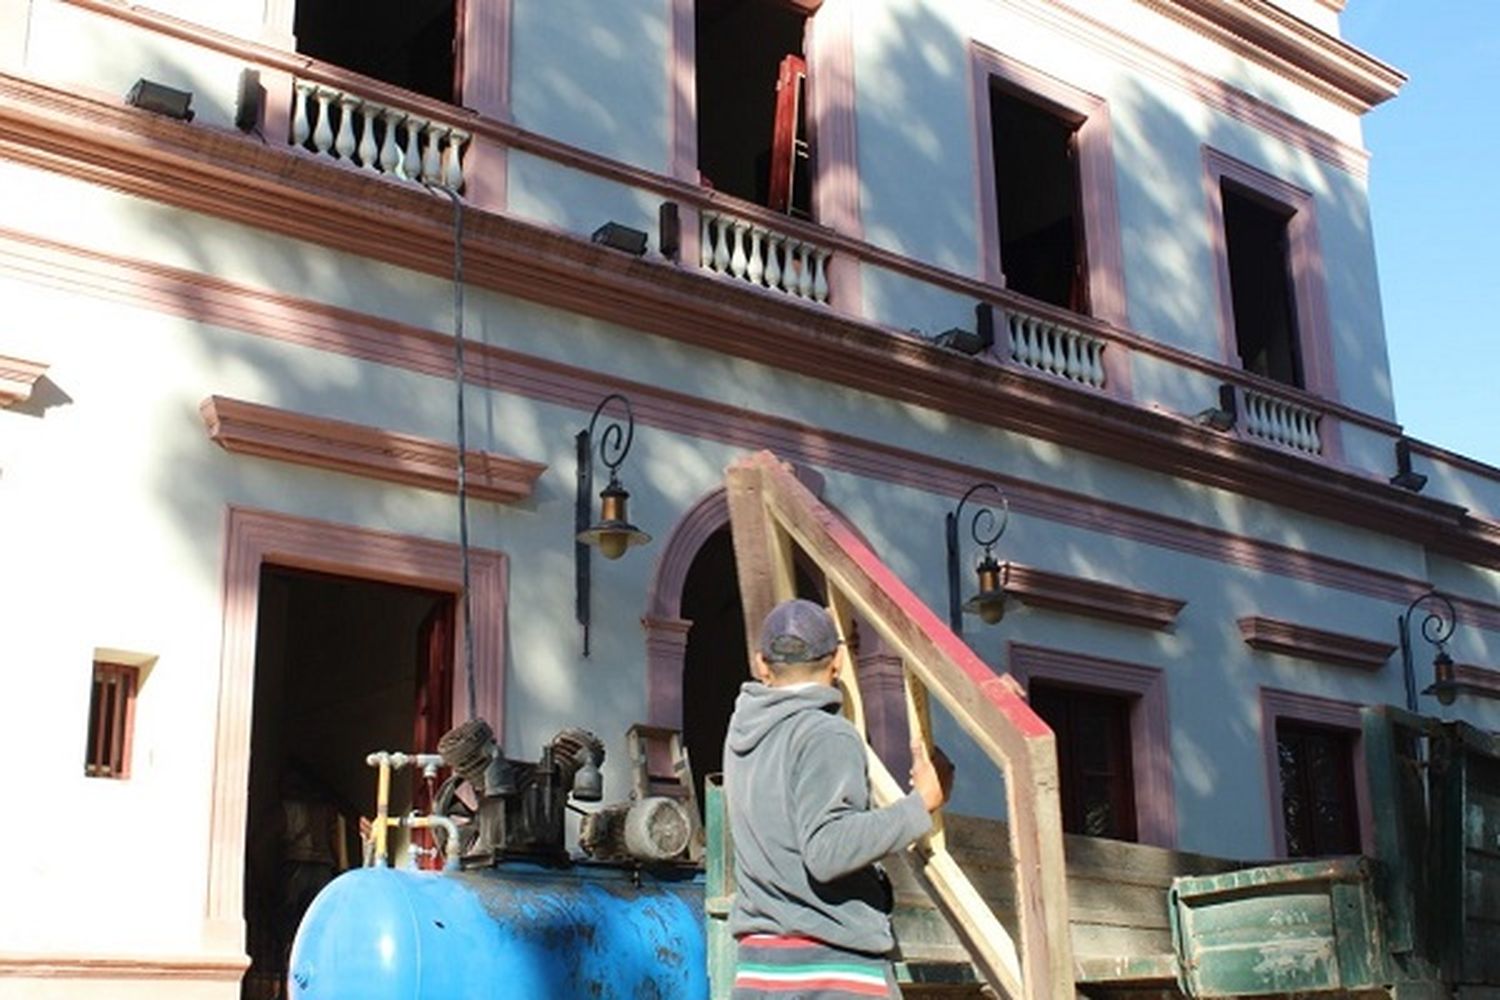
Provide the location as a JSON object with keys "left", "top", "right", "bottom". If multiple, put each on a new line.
{"left": 644, "top": 483, "right": 911, "bottom": 814}
{"left": 677, "top": 528, "right": 823, "bottom": 806}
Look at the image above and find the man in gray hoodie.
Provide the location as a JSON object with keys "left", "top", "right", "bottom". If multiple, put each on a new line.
{"left": 723, "top": 598, "right": 947, "bottom": 998}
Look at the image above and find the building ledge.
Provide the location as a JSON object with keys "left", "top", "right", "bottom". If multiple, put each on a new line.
{"left": 1134, "top": 0, "right": 1404, "bottom": 111}
{"left": 0, "top": 950, "right": 248, "bottom": 981}
{"left": 1450, "top": 663, "right": 1500, "bottom": 703}
{"left": 200, "top": 395, "right": 547, "bottom": 503}
{"left": 0, "top": 354, "right": 47, "bottom": 407}
{"left": 2, "top": 73, "right": 1494, "bottom": 569}
{"left": 1237, "top": 615, "right": 1396, "bottom": 670}
{"left": 1006, "top": 564, "right": 1186, "bottom": 630}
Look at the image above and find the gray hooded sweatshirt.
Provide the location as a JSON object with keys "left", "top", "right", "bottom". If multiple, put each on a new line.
{"left": 723, "top": 681, "right": 932, "bottom": 954}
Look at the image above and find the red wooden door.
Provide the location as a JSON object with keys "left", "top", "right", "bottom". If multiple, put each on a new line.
{"left": 411, "top": 598, "right": 455, "bottom": 868}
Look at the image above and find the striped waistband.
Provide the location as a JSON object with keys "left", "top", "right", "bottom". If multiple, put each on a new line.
{"left": 733, "top": 936, "right": 892, "bottom": 997}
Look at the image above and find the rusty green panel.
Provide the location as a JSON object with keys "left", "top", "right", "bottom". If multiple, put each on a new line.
{"left": 704, "top": 775, "right": 736, "bottom": 1000}
{"left": 1436, "top": 724, "right": 1500, "bottom": 986}
{"left": 1170, "top": 856, "right": 1384, "bottom": 997}
{"left": 1362, "top": 706, "right": 1429, "bottom": 957}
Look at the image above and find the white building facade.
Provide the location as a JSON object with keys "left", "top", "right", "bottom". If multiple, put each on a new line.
{"left": 0, "top": 0, "right": 1496, "bottom": 996}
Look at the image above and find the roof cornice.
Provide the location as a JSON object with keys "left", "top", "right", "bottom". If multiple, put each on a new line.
{"left": 1126, "top": 0, "right": 1404, "bottom": 111}
{"left": 0, "top": 73, "right": 1486, "bottom": 567}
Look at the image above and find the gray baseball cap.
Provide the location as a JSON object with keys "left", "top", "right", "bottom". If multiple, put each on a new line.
{"left": 758, "top": 598, "right": 840, "bottom": 664}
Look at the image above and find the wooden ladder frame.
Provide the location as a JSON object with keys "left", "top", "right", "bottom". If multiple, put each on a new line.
{"left": 725, "top": 452, "right": 1074, "bottom": 1000}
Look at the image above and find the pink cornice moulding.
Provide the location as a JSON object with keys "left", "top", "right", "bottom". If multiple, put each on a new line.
{"left": 1004, "top": 563, "right": 1186, "bottom": 630}
{"left": 1, "top": 226, "right": 1485, "bottom": 598}
{"left": 1451, "top": 663, "right": 1500, "bottom": 702}
{"left": 199, "top": 395, "right": 547, "bottom": 503}
{"left": 0, "top": 354, "right": 46, "bottom": 407}
{"left": 1128, "top": 0, "right": 1403, "bottom": 112}
{"left": 1237, "top": 614, "right": 1396, "bottom": 670}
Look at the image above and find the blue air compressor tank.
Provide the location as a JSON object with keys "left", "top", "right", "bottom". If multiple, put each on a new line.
{"left": 288, "top": 863, "right": 708, "bottom": 999}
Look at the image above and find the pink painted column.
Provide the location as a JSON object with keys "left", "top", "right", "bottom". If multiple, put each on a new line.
{"left": 459, "top": 0, "right": 511, "bottom": 213}
{"left": 668, "top": 0, "right": 701, "bottom": 266}
{"left": 856, "top": 648, "right": 909, "bottom": 775}
{"left": 643, "top": 615, "right": 694, "bottom": 730}
{"left": 808, "top": 0, "right": 863, "bottom": 316}
{"left": 257, "top": 0, "right": 297, "bottom": 144}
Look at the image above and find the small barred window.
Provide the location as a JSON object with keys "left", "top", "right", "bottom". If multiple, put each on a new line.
{"left": 85, "top": 661, "right": 139, "bottom": 778}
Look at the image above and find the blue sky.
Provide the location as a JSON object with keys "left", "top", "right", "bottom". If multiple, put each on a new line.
{"left": 1342, "top": 2, "right": 1500, "bottom": 469}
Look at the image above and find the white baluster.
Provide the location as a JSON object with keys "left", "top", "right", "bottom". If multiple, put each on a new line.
{"left": 1292, "top": 411, "right": 1311, "bottom": 452}
{"left": 728, "top": 222, "right": 748, "bottom": 279}
{"left": 812, "top": 249, "right": 830, "bottom": 303}
{"left": 422, "top": 126, "right": 445, "bottom": 183}
{"left": 797, "top": 243, "right": 814, "bottom": 298}
{"left": 713, "top": 216, "right": 731, "bottom": 273}
{"left": 1306, "top": 416, "right": 1322, "bottom": 454}
{"left": 444, "top": 131, "right": 468, "bottom": 190}
{"left": 334, "top": 95, "right": 359, "bottom": 160}
{"left": 1090, "top": 340, "right": 1106, "bottom": 387}
{"left": 764, "top": 233, "right": 783, "bottom": 289}
{"left": 312, "top": 90, "right": 335, "bottom": 155}
{"left": 700, "top": 213, "right": 715, "bottom": 269}
{"left": 1038, "top": 325, "right": 1056, "bottom": 373}
{"left": 403, "top": 118, "right": 426, "bottom": 180}
{"left": 781, "top": 241, "right": 801, "bottom": 294}
{"left": 1274, "top": 401, "right": 1293, "bottom": 446}
{"left": 357, "top": 102, "right": 380, "bottom": 169}
{"left": 746, "top": 228, "right": 765, "bottom": 286}
{"left": 1063, "top": 333, "right": 1081, "bottom": 380}
{"left": 380, "top": 110, "right": 405, "bottom": 175}
{"left": 292, "top": 82, "right": 313, "bottom": 146}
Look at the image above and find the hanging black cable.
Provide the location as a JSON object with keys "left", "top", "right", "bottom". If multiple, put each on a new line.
{"left": 428, "top": 183, "right": 478, "bottom": 723}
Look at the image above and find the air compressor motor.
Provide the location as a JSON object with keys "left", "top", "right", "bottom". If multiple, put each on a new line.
{"left": 435, "top": 718, "right": 605, "bottom": 862}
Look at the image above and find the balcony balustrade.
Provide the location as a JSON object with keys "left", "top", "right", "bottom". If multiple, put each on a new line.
{"left": 1004, "top": 308, "right": 1108, "bottom": 390}
{"left": 1239, "top": 386, "right": 1323, "bottom": 455}
{"left": 699, "top": 210, "right": 832, "bottom": 304}
{"left": 291, "top": 80, "right": 469, "bottom": 190}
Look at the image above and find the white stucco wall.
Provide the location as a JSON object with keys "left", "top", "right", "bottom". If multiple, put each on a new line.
{"left": 3, "top": 2, "right": 1490, "bottom": 990}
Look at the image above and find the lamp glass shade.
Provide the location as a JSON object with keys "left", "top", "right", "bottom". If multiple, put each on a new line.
{"left": 962, "top": 557, "right": 1006, "bottom": 624}
{"left": 1433, "top": 650, "right": 1457, "bottom": 706}
{"left": 577, "top": 483, "right": 651, "bottom": 559}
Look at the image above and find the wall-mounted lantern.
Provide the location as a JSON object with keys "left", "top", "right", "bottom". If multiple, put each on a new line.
{"left": 1398, "top": 590, "right": 1457, "bottom": 709}
{"left": 576, "top": 393, "right": 652, "bottom": 656}
{"left": 946, "top": 482, "right": 1010, "bottom": 634}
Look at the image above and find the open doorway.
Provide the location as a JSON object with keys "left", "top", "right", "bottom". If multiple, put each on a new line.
{"left": 240, "top": 565, "right": 454, "bottom": 1000}
{"left": 695, "top": 0, "right": 812, "bottom": 216}
{"left": 294, "top": 0, "right": 459, "bottom": 103}
{"left": 679, "top": 528, "right": 822, "bottom": 811}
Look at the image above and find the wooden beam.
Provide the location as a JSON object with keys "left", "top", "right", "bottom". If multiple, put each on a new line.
{"left": 868, "top": 746, "right": 1024, "bottom": 999}
{"left": 828, "top": 587, "right": 868, "bottom": 736}
{"left": 726, "top": 451, "right": 1074, "bottom": 1000}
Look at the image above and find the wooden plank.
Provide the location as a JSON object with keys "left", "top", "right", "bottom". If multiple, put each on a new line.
{"left": 868, "top": 748, "right": 1025, "bottom": 1000}
{"left": 730, "top": 452, "right": 1072, "bottom": 1000}
{"left": 724, "top": 461, "right": 796, "bottom": 676}
{"left": 827, "top": 587, "right": 867, "bottom": 736}
{"left": 905, "top": 669, "right": 947, "bottom": 851}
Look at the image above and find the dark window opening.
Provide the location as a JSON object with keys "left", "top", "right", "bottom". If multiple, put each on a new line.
{"left": 1028, "top": 681, "right": 1136, "bottom": 841}
{"left": 241, "top": 565, "right": 453, "bottom": 1000}
{"left": 1276, "top": 720, "right": 1359, "bottom": 858}
{"left": 990, "top": 83, "right": 1088, "bottom": 314}
{"left": 294, "top": 0, "right": 459, "bottom": 104}
{"left": 1223, "top": 182, "right": 1304, "bottom": 388}
{"left": 695, "top": 0, "right": 811, "bottom": 217}
{"left": 85, "top": 661, "right": 139, "bottom": 779}
{"left": 681, "top": 528, "right": 824, "bottom": 814}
